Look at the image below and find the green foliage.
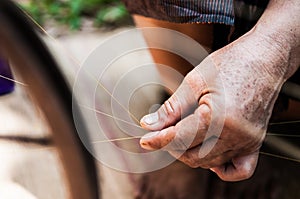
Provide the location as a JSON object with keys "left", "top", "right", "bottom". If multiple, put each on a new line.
{"left": 20, "top": 0, "right": 131, "bottom": 30}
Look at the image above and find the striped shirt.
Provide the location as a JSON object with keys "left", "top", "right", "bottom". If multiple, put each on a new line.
{"left": 122, "top": 0, "right": 269, "bottom": 26}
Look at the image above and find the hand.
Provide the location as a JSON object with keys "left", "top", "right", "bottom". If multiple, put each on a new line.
{"left": 139, "top": 29, "right": 294, "bottom": 181}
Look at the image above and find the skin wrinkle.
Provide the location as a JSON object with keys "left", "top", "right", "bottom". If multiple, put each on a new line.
{"left": 238, "top": 45, "right": 280, "bottom": 82}
{"left": 183, "top": 49, "right": 268, "bottom": 166}
{"left": 249, "top": 34, "right": 289, "bottom": 79}
{"left": 185, "top": 144, "right": 232, "bottom": 169}
{"left": 255, "top": 0, "right": 300, "bottom": 74}
{"left": 173, "top": 114, "right": 200, "bottom": 150}
{"left": 185, "top": 69, "right": 206, "bottom": 97}
{"left": 168, "top": 94, "right": 181, "bottom": 118}
{"left": 257, "top": 1, "right": 300, "bottom": 49}
{"left": 217, "top": 116, "right": 263, "bottom": 157}
{"left": 171, "top": 129, "right": 190, "bottom": 151}
{"left": 173, "top": 106, "right": 211, "bottom": 150}
{"left": 192, "top": 126, "right": 253, "bottom": 167}
{"left": 161, "top": 103, "right": 169, "bottom": 122}
{"left": 146, "top": 105, "right": 208, "bottom": 152}
{"left": 210, "top": 37, "right": 286, "bottom": 127}
{"left": 138, "top": 0, "right": 300, "bottom": 182}
{"left": 208, "top": 151, "right": 234, "bottom": 168}
{"left": 179, "top": 83, "right": 200, "bottom": 117}
{"left": 164, "top": 100, "right": 174, "bottom": 113}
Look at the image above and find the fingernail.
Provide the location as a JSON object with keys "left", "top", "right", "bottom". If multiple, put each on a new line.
{"left": 141, "top": 112, "right": 159, "bottom": 125}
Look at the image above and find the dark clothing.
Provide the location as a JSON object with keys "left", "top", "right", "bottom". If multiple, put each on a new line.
{"left": 122, "top": 0, "right": 269, "bottom": 26}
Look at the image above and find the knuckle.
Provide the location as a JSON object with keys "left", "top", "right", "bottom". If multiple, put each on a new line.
{"left": 181, "top": 153, "right": 203, "bottom": 169}
{"left": 163, "top": 99, "right": 175, "bottom": 116}
{"left": 169, "top": 94, "right": 183, "bottom": 115}
{"left": 160, "top": 127, "right": 176, "bottom": 149}
{"left": 197, "top": 106, "right": 211, "bottom": 125}
{"left": 158, "top": 98, "right": 178, "bottom": 125}
{"left": 188, "top": 163, "right": 200, "bottom": 169}
{"left": 240, "top": 167, "right": 255, "bottom": 180}
{"left": 185, "top": 70, "right": 205, "bottom": 93}
{"left": 195, "top": 162, "right": 210, "bottom": 169}
{"left": 172, "top": 126, "right": 189, "bottom": 150}
{"left": 185, "top": 159, "right": 200, "bottom": 168}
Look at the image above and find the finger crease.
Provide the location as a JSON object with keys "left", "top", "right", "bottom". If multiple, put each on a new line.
{"left": 165, "top": 100, "right": 174, "bottom": 114}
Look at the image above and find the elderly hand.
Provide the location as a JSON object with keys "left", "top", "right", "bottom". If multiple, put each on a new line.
{"left": 139, "top": 23, "right": 298, "bottom": 181}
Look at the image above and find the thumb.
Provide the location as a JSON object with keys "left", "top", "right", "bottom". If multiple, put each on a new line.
{"left": 210, "top": 152, "right": 259, "bottom": 182}
{"left": 140, "top": 75, "right": 201, "bottom": 131}
{"left": 140, "top": 56, "right": 219, "bottom": 131}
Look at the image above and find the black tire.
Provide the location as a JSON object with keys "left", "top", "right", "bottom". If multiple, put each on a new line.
{"left": 0, "top": 1, "right": 99, "bottom": 199}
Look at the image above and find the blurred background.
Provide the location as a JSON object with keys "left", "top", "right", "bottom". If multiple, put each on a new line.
{"left": 17, "top": 0, "right": 133, "bottom": 34}
{"left": 1, "top": 1, "right": 300, "bottom": 199}
{"left": 1, "top": 1, "right": 140, "bottom": 198}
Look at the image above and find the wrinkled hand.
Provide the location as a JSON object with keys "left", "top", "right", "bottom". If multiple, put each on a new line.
{"left": 139, "top": 30, "right": 294, "bottom": 181}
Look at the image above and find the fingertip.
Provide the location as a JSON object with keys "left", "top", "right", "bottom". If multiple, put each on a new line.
{"left": 140, "top": 112, "right": 159, "bottom": 126}
{"left": 140, "top": 141, "right": 156, "bottom": 150}
{"left": 139, "top": 131, "right": 160, "bottom": 150}
{"left": 139, "top": 120, "right": 150, "bottom": 130}
{"left": 140, "top": 112, "right": 164, "bottom": 131}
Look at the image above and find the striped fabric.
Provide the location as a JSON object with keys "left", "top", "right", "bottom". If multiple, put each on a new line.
{"left": 160, "top": 0, "right": 234, "bottom": 24}
{"left": 122, "top": 0, "right": 234, "bottom": 25}
{"left": 122, "top": 0, "right": 269, "bottom": 26}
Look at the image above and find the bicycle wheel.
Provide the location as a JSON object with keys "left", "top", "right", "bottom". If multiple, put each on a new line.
{"left": 0, "top": 1, "right": 99, "bottom": 198}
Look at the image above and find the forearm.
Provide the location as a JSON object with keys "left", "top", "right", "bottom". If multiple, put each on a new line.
{"left": 207, "top": 0, "right": 299, "bottom": 128}
{"left": 252, "top": 0, "right": 300, "bottom": 78}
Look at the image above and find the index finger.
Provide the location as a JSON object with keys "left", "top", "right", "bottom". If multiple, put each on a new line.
{"left": 140, "top": 104, "right": 211, "bottom": 151}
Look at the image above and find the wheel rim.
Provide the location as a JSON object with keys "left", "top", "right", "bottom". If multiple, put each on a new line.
{"left": 0, "top": 1, "right": 99, "bottom": 198}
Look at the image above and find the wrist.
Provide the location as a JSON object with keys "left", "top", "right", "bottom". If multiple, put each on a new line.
{"left": 254, "top": 24, "right": 299, "bottom": 76}
{"left": 249, "top": 0, "right": 300, "bottom": 79}
{"left": 230, "top": 22, "right": 300, "bottom": 86}
{"left": 206, "top": 31, "right": 290, "bottom": 129}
